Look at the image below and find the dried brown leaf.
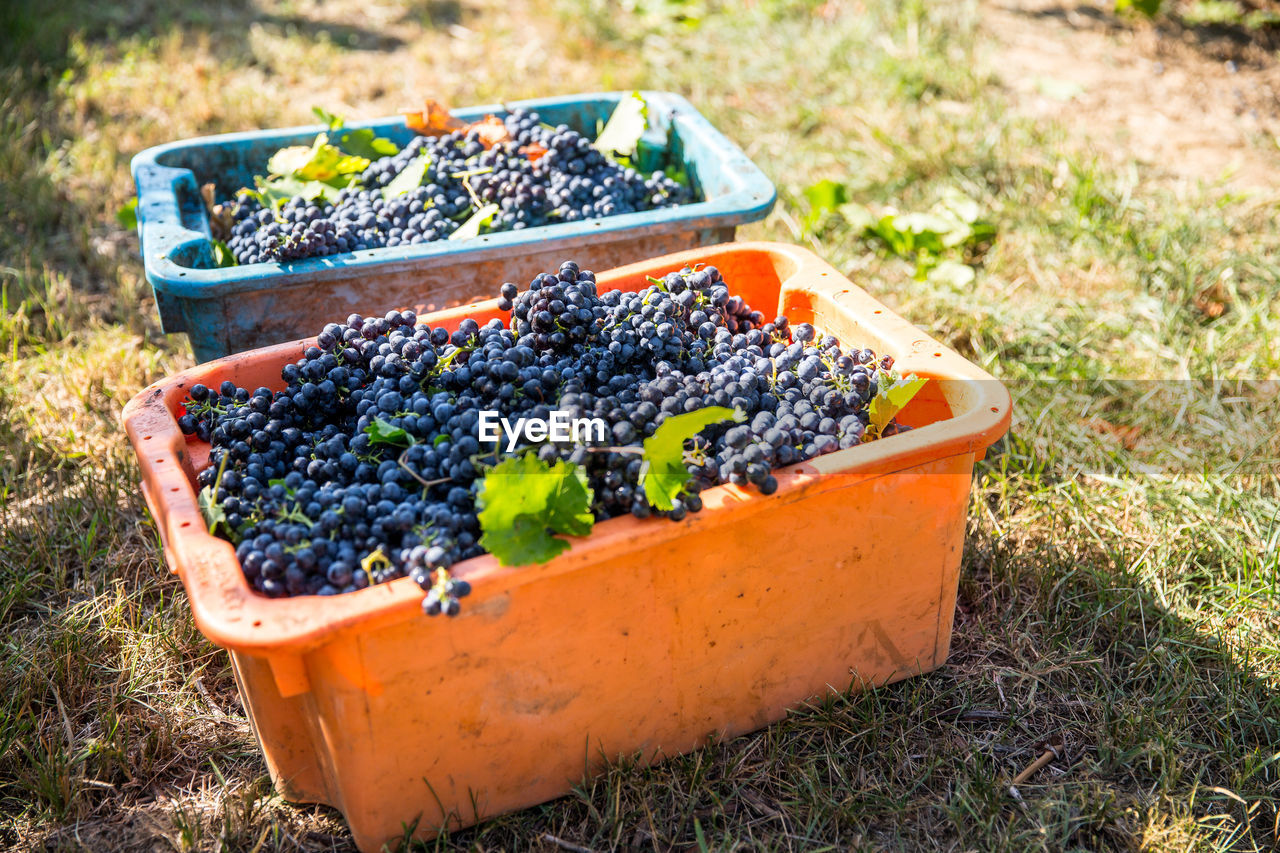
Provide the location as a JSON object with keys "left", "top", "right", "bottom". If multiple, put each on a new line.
{"left": 401, "top": 98, "right": 467, "bottom": 136}
{"left": 520, "top": 141, "right": 550, "bottom": 163}
{"left": 470, "top": 114, "right": 512, "bottom": 149}
{"left": 1193, "top": 279, "right": 1229, "bottom": 319}
{"left": 202, "top": 182, "right": 234, "bottom": 242}
{"left": 1083, "top": 417, "right": 1143, "bottom": 451}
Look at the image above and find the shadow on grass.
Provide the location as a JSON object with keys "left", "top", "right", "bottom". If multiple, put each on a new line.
{"left": 0, "top": 397, "right": 273, "bottom": 849}
{"left": 1010, "top": 0, "right": 1280, "bottom": 67}
{"left": 0, "top": 0, "right": 477, "bottom": 352}
{"left": 1, "top": 0, "right": 476, "bottom": 71}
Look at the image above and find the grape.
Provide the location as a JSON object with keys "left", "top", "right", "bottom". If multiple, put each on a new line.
{"left": 224, "top": 109, "right": 695, "bottom": 266}
{"left": 181, "top": 259, "right": 913, "bottom": 615}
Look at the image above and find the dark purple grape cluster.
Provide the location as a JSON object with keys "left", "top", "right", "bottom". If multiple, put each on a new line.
{"left": 227, "top": 201, "right": 342, "bottom": 263}
{"left": 222, "top": 108, "right": 694, "bottom": 265}
{"left": 506, "top": 261, "right": 603, "bottom": 352}
{"left": 180, "top": 260, "right": 909, "bottom": 614}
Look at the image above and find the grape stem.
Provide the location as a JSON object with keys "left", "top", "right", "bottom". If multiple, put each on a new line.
{"left": 396, "top": 448, "right": 454, "bottom": 489}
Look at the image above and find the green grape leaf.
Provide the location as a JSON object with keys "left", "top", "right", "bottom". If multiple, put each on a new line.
{"left": 865, "top": 213, "right": 912, "bottom": 256}
{"left": 868, "top": 371, "right": 928, "bottom": 439}
{"left": 313, "top": 106, "right": 344, "bottom": 131}
{"left": 116, "top": 198, "right": 138, "bottom": 229}
{"left": 663, "top": 159, "right": 691, "bottom": 188}
{"left": 926, "top": 259, "right": 974, "bottom": 289}
{"left": 477, "top": 454, "right": 595, "bottom": 566}
{"left": 337, "top": 127, "right": 400, "bottom": 159}
{"left": 1116, "top": 0, "right": 1163, "bottom": 16}
{"left": 198, "top": 454, "right": 236, "bottom": 539}
{"left": 859, "top": 191, "right": 995, "bottom": 274}
{"left": 802, "top": 179, "right": 849, "bottom": 229}
{"left": 307, "top": 108, "right": 399, "bottom": 159}
{"left": 836, "top": 202, "right": 874, "bottom": 232}
{"left": 545, "top": 463, "right": 595, "bottom": 537}
{"left": 593, "top": 91, "right": 648, "bottom": 159}
{"left": 198, "top": 485, "right": 231, "bottom": 538}
{"left": 365, "top": 417, "right": 415, "bottom": 447}
{"left": 210, "top": 239, "right": 238, "bottom": 268}
{"left": 448, "top": 202, "right": 500, "bottom": 241}
{"left": 641, "top": 406, "right": 743, "bottom": 511}
{"left": 383, "top": 153, "right": 431, "bottom": 200}
{"left": 935, "top": 186, "right": 982, "bottom": 225}
{"left": 487, "top": 515, "right": 573, "bottom": 565}
{"left": 251, "top": 173, "right": 354, "bottom": 208}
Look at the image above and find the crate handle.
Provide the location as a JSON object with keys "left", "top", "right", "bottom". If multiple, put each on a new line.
{"left": 135, "top": 163, "right": 215, "bottom": 334}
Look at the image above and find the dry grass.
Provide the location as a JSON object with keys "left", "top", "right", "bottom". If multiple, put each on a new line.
{"left": 2, "top": 0, "right": 1279, "bottom": 850}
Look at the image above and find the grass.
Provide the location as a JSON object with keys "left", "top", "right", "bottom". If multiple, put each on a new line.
{"left": 1, "top": 0, "right": 1278, "bottom": 849}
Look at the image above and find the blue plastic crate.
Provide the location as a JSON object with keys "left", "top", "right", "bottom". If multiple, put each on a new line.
{"left": 131, "top": 91, "right": 775, "bottom": 361}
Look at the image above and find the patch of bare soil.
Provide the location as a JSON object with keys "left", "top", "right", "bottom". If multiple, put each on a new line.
{"left": 984, "top": 0, "right": 1280, "bottom": 192}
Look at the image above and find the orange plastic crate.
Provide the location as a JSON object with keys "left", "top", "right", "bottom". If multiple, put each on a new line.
{"left": 123, "top": 242, "right": 1010, "bottom": 851}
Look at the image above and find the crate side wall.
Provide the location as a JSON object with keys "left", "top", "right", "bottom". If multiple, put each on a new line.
{"left": 188, "top": 227, "right": 736, "bottom": 361}
{"left": 250, "top": 454, "right": 975, "bottom": 850}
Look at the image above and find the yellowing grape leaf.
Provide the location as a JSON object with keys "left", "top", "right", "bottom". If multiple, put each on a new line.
{"left": 383, "top": 154, "right": 431, "bottom": 200}
{"left": 867, "top": 371, "right": 927, "bottom": 439}
{"left": 641, "top": 406, "right": 743, "bottom": 511}
{"left": 268, "top": 136, "right": 369, "bottom": 181}
{"left": 594, "top": 91, "right": 648, "bottom": 159}
{"left": 449, "top": 203, "right": 499, "bottom": 241}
